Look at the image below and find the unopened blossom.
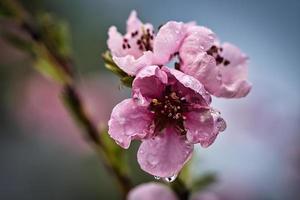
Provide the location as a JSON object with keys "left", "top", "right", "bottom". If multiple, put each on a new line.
{"left": 179, "top": 23, "right": 252, "bottom": 98}
{"left": 127, "top": 182, "right": 178, "bottom": 200}
{"left": 107, "top": 11, "right": 186, "bottom": 75}
{"left": 108, "top": 65, "right": 226, "bottom": 177}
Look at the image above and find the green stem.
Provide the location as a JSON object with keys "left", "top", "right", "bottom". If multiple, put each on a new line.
{"left": 62, "top": 85, "right": 132, "bottom": 199}
{"left": 2, "top": 0, "right": 133, "bottom": 198}
{"left": 171, "top": 178, "right": 190, "bottom": 200}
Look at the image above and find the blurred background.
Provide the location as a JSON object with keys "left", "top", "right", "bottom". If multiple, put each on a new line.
{"left": 0, "top": 0, "right": 299, "bottom": 199}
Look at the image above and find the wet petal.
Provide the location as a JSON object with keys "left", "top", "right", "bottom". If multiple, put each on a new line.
{"left": 113, "top": 51, "right": 154, "bottom": 75}
{"left": 132, "top": 66, "right": 168, "bottom": 105}
{"left": 108, "top": 99, "right": 153, "bottom": 148}
{"left": 180, "top": 52, "right": 222, "bottom": 96}
{"left": 215, "top": 42, "right": 252, "bottom": 98}
{"left": 185, "top": 108, "right": 226, "bottom": 147}
{"left": 180, "top": 25, "right": 216, "bottom": 65}
{"left": 163, "top": 67, "right": 211, "bottom": 105}
{"left": 127, "top": 183, "right": 178, "bottom": 200}
{"left": 153, "top": 21, "right": 186, "bottom": 64}
{"left": 137, "top": 126, "right": 193, "bottom": 178}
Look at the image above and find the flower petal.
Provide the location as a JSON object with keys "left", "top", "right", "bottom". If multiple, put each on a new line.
{"left": 108, "top": 99, "right": 153, "bottom": 148}
{"left": 113, "top": 51, "right": 154, "bottom": 76}
{"left": 179, "top": 25, "right": 216, "bottom": 65}
{"left": 215, "top": 42, "right": 252, "bottom": 98}
{"left": 162, "top": 66, "right": 211, "bottom": 105}
{"left": 132, "top": 65, "right": 168, "bottom": 105}
{"left": 126, "top": 10, "right": 143, "bottom": 32}
{"left": 153, "top": 21, "right": 186, "bottom": 64}
{"left": 128, "top": 183, "right": 178, "bottom": 200}
{"left": 107, "top": 26, "right": 126, "bottom": 57}
{"left": 180, "top": 52, "right": 222, "bottom": 96}
{"left": 137, "top": 126, "right": 193, "bottom": 178}
{"left": 185, "top": 108, "right": 226, "bottom": 148}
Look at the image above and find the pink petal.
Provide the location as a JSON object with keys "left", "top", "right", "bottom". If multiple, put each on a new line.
{"left": 132, "top": 66, "right": 168, "bottom": 105}
{"left": 180, "top": 52, "right": 222, "bottom": 96}
{"left": 162, "top": 67, "right": 212, "bottom": 105}
{"left": 113, "top": 51, "right": 154, "bottom": 76}
{"left": 185, "top": 108, "right": 226, "bottom": 148}
{"left": 107, "top": 26, "right": 126, "bottom": 57}
{"left": 153, "top": 21, "right": 186, "bottom": 64}
{"left": 215, "top": 42, "right": 252, "bottom": 98}
{"left": 108, "top": 99, "right": 153, "bottom": 149}
{"left": 128, "top": 183, "right": 178, "bottom": 200}
{"left": 179, "top": 25, "right": 216, "bottom": 65}
{"left": 126, "top": 10, "right": 143, "bottom": 33}
{"left": 137, "top": 126, "right": 193, "bottom": 178}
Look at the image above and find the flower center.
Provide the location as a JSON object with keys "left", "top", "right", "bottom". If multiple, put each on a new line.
{"left": 206, "top": 45, "right": 230, "bottom": 66}
{"left": 149, "top": 85, "right": 188, "bottom": 134}
{"left": 136, "top": 28, "right": 154, "bottom": 51}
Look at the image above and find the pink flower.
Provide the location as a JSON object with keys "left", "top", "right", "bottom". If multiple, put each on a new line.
{"left": 107, "top": 11, "right": 186, "bottom": 75}
{"left": 127, "top": 182, "right": 219, "bottom": 200}
{"left": 108, "top": 66, "right": 226, "bottom": 178}
{"left": 179, "top": 24, "right": 252, "bottom": 98}
{"left": 127, "top": 182, "right": 178, "bottom": 200}
{"left": 107, "top": 11, "right": 251, "bottom": 98}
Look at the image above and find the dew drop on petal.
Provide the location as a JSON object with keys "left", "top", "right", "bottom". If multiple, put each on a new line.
{"left": 154, "top": 176, "right": 161, "bottom": 180}
{"left": 164, "top": 174, "right": 178, "bottom": 183}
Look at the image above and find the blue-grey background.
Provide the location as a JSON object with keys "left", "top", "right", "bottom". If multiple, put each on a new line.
{"left": 1, "top": 0, "right": 299, "bottom": 199}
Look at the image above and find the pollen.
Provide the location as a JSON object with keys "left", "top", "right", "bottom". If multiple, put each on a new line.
{"left": 206, "top": 45, "right": 230, "bottom": 66}
{"left": 149, "top": 85, "right": 189, "bottom": 134}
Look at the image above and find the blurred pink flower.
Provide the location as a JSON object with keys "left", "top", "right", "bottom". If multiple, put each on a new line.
{"left": 127, "top": 182, "right": 178, "bottom": 200}
{"left": 108, "top": 66, "right": 225, "bottom": 177}
{"left": 13, "top": 73, "right": 127, "bottom": 152}
{"left": 127, "top": 182, "right": 219, "bottom": 200}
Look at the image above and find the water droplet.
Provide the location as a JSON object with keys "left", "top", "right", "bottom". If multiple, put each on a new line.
{"left": 164, "top": 174, "right": 178, "bottom": 183}
{"left": 154, "top": 176, "right": 161, "bottom": 180}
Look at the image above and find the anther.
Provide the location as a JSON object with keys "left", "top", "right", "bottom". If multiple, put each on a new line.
{"left": 170, "top": 92, "right": 178, "bottom": 100}
{"left": 152, "top": 99, "right": 159, "bottom": 105}
{"left": 224, "top": 60, "right": 230, "bottom": 66}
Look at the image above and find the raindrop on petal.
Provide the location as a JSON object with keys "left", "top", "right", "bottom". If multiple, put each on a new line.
{"left": 164, "top": 174, "right": 178, "bottom": 183}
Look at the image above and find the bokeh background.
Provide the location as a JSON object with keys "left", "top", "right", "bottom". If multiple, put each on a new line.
{"left": 1, "top": 0, "right": 300, "bottom": 199}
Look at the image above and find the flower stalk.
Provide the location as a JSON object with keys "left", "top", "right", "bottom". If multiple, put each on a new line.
{"left": 1, "top": 0, "right": 132, "bottom": 198}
